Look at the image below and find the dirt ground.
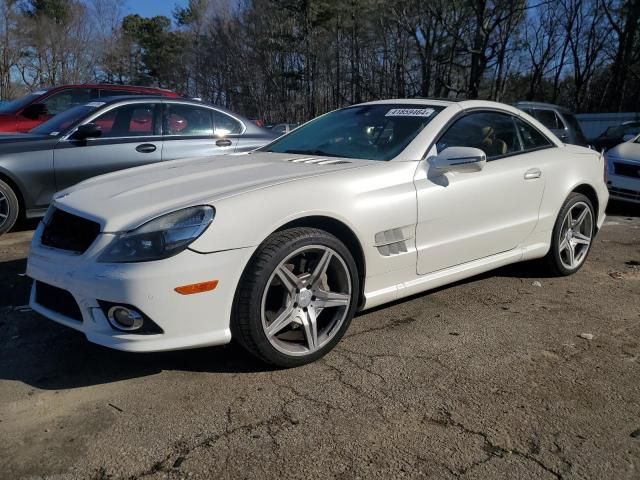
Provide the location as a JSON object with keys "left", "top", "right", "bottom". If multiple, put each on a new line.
{"left": 0, "top": 203, "right": 639, "bottom": 480}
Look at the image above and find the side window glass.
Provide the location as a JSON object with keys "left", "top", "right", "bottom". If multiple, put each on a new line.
{"left": 212, "top": 110, "right": 243, "bottom": 135}
{"left": 163, "top": 104, "right": 213, "bottom": 136}
{"left": 437, "top": 111, "right": 523, "bottom": 159}
{"left": 534, "top": 109, "right": 562, "bottom": 130}
{"left": 42, "top": 89, "right": 92, "bottom": 115}
{"left": 514, "top": 118, "right": 552, "bottom": 150}
{"left": 92, "top": 103, "right": 157, "bottom": 138}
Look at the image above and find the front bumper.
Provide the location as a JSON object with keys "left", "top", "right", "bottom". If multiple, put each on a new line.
{"left": 27, "top": 222, "right": 254, "bottom": 352}
{"left": 608, "top": 173, "right": 640, "bottom": 204}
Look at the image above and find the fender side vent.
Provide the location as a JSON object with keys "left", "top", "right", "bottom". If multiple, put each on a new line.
{"left": 374, "top": 227, "right": 413, "bottom": 257}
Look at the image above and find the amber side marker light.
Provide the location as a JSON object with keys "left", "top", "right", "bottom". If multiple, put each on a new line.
{"left": 175, "top": 280, "right": 219, "bottom": 295}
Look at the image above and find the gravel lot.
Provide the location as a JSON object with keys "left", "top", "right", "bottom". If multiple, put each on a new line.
{"left": 1, "top": 203, "right": 639, "bottom": 480}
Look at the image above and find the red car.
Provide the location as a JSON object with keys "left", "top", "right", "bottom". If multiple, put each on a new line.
{"left": 0, "top": 84, "right": 180, "bottom": 133}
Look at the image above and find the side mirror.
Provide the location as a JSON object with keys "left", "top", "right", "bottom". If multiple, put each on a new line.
{"left": 430, "top": 146, "right": 486, "bottom": 174}
{"left": 21, "top": 103, "right": 48, "bottom": 119}
{"left": 623, "top": 133, "right": 636, "bottom": 142}
{"left": 72, "top": 123, "right": 102, "bottom": 140}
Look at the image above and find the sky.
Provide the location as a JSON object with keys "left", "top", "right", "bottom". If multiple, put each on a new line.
{"left": 123, "top": 0, "right": 189, "bottom": 20}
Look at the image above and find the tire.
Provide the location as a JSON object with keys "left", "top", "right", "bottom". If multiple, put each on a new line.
{"left": 232, "top": 227, "right": 360, "bottom": 368}
{"left": 0, "top": 179, "right": 19, "bottom": 236}
{"left": 543, "top": 192, "right": 595, "bottom": 276}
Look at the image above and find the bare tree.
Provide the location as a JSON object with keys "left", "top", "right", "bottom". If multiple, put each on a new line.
{"left": 0, "top": 0, "right": 20, "bottom": 99}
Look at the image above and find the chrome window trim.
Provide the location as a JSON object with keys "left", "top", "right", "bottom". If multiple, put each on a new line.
{"left": 61, "top": 99, "right": 163, "bottom": 141}
{"left": 61, "top": 98, "right": 246, "bottom": 141}
{"left": 423, "top": 107, "right": 557, "bottom": 161}
{"left": 163, "top": 100, "right": 247, "bottom": 136}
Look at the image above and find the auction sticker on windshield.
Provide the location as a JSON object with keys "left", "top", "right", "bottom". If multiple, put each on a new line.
{"left": 385, "top": 108, "right": 434, "bottom": 117}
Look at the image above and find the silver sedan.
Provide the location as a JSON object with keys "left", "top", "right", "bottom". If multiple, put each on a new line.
{"left": 0, "top": 96, "right": 276, "bottom": 234}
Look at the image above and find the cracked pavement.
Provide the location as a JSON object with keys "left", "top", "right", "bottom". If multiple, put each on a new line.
{"left": 0, "top": 203, "right": 639, "bottom": 479}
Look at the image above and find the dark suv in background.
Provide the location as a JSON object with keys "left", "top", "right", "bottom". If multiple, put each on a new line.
{"left": 513, "top": 101, "right": 589, "bottom": 146}
{"left": 591, "top": 120, "right": 640, "bottom": 151}
{"left": 0, "top": 84, "right": 180, "bottom": 133}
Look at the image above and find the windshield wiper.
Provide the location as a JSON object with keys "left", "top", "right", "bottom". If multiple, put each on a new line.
{"left": 282, "top": 149, "right": 342, "bottom": 158}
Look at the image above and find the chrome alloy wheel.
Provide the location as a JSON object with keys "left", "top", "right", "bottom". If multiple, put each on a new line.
{"left": 0, "top": 190, "right": 8, "bottom": 229}
{"left": 558, "top": 201, "right": 593, "bottom": 270}
{"left": 261, "top": 245, "right": 352, "bottom": 357}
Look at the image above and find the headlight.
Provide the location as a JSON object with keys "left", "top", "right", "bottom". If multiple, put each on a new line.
{"left": 98, "top": 206, "right": 214, "bottom": 263}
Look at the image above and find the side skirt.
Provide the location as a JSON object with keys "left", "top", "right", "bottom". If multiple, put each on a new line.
{"left": 362, "top": 242, "right": 549, "bottom": 310}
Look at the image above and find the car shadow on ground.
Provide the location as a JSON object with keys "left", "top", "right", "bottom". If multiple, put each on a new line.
{"left": 1, "top": 200, "right": 636, "bottom": 391}
{"left": 606, "top": 200, "right": 639, "bottom": 217}
{"left": 0, "top": 255, "right": 553, "bottom": 392}
{"left": 0, "top": 256, "right": 272, "bottom": 391}
{"left": 12, "top": 218, "right": 40, "bottom": 233}
{"left": 0, "top": 313, "right": 273, "bottom": 391}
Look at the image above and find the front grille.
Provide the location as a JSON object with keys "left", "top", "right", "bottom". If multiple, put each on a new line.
{"left": 35, "top": 281, "right": 83, "bottom": 322}
{"left": 613, "top": 162, "right": 640, "bottom": 179}
{"left": 609, "top": 186, "right": 640, "bottom": 202}
{"left": 41, "top": 208, "right": 101, "bottom": 254}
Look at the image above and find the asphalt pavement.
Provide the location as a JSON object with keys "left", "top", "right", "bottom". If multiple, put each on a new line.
{"left": 0, "top": 203, "right": 639, "bottom": 479}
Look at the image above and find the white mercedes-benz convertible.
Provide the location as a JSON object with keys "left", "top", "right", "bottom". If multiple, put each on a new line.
{"left": 27, "top": 99, "right": 608, "bottom": 367}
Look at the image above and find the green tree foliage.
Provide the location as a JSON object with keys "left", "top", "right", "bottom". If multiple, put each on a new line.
{"left": 2, "top": 0, "right": 640, "bottom": 120}
{"left": 120, "top": 14, "right": 187, "bottom": 89}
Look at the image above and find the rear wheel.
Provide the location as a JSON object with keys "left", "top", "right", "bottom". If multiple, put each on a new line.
{"left": 232, "top": 227, "right": 359, "bottom": 367}
{"left": 0, "top": 179, "right": 19, "bottom": 235}
{"left": 544, "top": 192, "right": 595, "bottom": 276}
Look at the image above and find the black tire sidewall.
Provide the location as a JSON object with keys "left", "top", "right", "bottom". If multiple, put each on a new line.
{"left": 0, "top": 180, "right": 19, "bottom": 235}
{"left": 549, "top": 193, "right": 595, "bottom": 276}
{"left": 234, "top": 228, "right": 360, "bottom": 368}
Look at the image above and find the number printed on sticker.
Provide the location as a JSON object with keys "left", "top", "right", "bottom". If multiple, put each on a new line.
{"left": 385, "top": 108, "right": 434, "bottom": 118}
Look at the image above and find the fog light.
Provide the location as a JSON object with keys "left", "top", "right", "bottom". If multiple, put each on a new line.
{"left": 107, "top": 306, "right": 144, "bottom": 331}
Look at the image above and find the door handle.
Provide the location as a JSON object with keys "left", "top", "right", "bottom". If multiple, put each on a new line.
{"left": 216, "top": 139, "right": 232, "bottom": 147}
{"left": 524, "top": 168, "right": 542, "bottom": 180}
{"left": 136, "top": 143, "right": 157, "bottom": 153}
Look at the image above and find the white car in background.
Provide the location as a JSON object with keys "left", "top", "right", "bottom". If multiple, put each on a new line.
{"left": 27, "top": 99, "right": 608, "bottom": 367}
{"left": 605, "top": 134, "right": 640, "bottom": 204}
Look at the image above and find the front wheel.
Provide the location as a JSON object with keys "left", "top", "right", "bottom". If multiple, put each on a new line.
{"left": 544, "top": 192, "right": 595, "bottom": 276}
{"left": 0, "top": 179, "right": 19, "bottom": 236}
{"left": 232, "top": 227, "right": 359, "bottom": 367}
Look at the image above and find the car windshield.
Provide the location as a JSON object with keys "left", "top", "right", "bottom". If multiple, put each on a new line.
{"left": 0, "top": 91, "right": 48, "bottom": 114}
{"left": 30, "top": 104, "right": 100, "bottom": 136}
{"left": 262, "top": 104, "right": 445, "bottom": 161}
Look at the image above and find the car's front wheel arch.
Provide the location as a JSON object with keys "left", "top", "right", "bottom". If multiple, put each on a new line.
{"left": 274, "top": 216, "right": 366, "bottom": 309}
{"left": 231, "top": 226, "right": 361, "bottom": 367}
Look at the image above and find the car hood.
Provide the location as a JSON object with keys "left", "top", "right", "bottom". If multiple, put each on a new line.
{"left": 54, "top": 152, "right": 373, "bottom": 232}
{"left": 608, "top": 141, "right": 640, "bottom": 163}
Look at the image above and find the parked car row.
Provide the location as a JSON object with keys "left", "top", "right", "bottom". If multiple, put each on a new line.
{"left": 0, "top": 96, "right": 277, "bottom": 234}
{"left": 0, "top": 84, "right": 180, "bottom": 133}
